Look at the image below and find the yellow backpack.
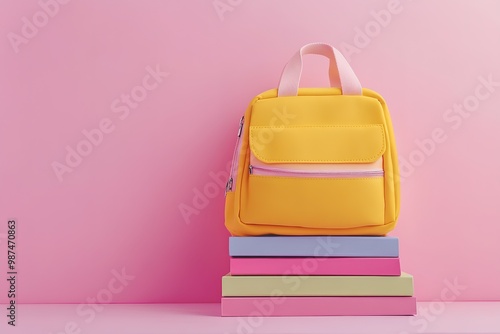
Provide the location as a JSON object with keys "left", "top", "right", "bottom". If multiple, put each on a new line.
{"left": 225, "top": 43, "right": 400, "bottom": 236}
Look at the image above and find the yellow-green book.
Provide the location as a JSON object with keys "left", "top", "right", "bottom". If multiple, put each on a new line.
{"left": 222, "top": 273, "right": 413, "bottom": 297}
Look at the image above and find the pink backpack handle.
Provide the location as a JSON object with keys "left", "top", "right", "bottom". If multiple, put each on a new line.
{"left": 278, "top": 43, "right": 362, "bottom": 96}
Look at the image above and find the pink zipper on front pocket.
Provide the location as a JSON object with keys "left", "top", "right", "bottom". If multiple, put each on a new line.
{"left": 226, "top": 116, "right": 245, "bottom": 193}
{"left": 248, "top": 164, "right": 384, "bottom": 178}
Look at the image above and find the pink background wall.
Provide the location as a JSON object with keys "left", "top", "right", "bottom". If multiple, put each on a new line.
{"left": 0, "top": 0, "right": 499, "bottom": 303}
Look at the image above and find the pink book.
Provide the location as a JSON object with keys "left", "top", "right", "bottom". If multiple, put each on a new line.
{"left": 221, "top": 297, "right": 417, "bottom": 316}
{"left": 230, "top": 257, "right": 401, "bottom": 276}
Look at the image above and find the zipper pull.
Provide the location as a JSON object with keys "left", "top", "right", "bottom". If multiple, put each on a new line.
{"left": 237, "top": 116, "right": 244, "bottom": 137}
{"left": 249, "top": 165, "right": 253, "bottom": 174}
{"left": 225, "top": 178, "right": 233, "bottom": 194}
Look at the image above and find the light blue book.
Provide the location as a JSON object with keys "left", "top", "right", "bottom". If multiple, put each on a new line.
{"left": 229, "top": 236, "right": 399, "bottom": 257}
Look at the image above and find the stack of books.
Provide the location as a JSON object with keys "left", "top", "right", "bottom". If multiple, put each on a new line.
{"left": 221, "top": 236, "right": 416, "bottom": 316}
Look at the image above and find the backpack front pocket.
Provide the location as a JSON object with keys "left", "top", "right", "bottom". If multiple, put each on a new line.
{"left": 239, "top": 124, "right": 387, "bottom": 229}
